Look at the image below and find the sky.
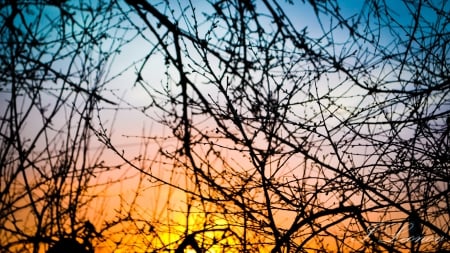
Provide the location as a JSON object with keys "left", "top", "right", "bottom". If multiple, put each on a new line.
{"left": 1, "top": 0, "right": 449, "bottom": 252}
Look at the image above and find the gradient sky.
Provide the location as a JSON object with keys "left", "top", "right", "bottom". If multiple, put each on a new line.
{"left": 2, "top": 0, "right": 449, "bottom": 252}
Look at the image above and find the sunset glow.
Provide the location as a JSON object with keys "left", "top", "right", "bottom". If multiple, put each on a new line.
{"left": 1, "top": 0, "right": 449, "bottom": 252}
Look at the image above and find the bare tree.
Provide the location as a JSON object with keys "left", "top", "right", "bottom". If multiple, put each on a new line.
{"left": 1, "top": 0, "right": 449, "bottom": 252}
{"left": 119, "top": 0, "right": 450, "bottom": 252}
{"left": 0, "top": 1, "right": 129, "bottom": 252}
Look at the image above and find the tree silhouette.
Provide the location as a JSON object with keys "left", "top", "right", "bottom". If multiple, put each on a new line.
{"left": 47, "top": 238, "right": 91, "bottom": 253}
{"left": 0, "top": 1, "right": 123, "bottom": 252}
{"left": 1, "top": 0, "right": 449, "bottom": 252}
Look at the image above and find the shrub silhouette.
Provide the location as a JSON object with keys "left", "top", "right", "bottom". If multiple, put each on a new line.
{"left": 47, "top": 238, "right": 92, "bottom": 253}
